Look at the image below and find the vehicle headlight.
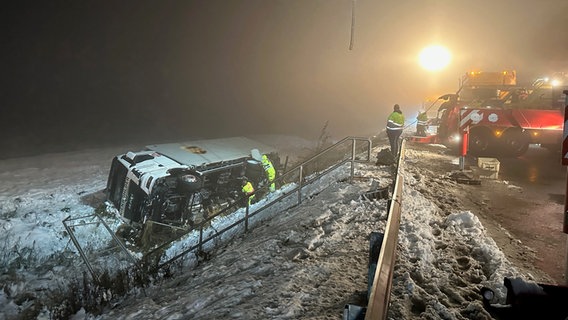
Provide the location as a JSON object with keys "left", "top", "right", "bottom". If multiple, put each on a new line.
{"left": 450, "top": 134, "right": 461, "bottom": 143}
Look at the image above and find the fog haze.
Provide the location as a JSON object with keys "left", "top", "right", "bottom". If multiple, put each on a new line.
{"left": 2, "top": 0, "right": 567, "bottom": 158}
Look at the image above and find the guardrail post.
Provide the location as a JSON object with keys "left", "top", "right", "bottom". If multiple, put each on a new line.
{"left": 199, "top": 227, "right": 204, "bottom": 252}
{"left": 245, "top": 202, "right": 250, "bottom": 232}
{"left": 298, "top": 165, "right": 303, "bottom": 205}
{"left": 368, "top": 232, "right": 384, "bottom": 297}
{"left": 350, "top": 139, "right": 356, "bottom": 182}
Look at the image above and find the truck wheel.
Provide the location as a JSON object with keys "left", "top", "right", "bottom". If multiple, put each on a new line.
{"left": 469, "top": 128, "right": 493, "bottom": 156}
{"left": 501, "top": 130, "right": 530, "bottom": 157}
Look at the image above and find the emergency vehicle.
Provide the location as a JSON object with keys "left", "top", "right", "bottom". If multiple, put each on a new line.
{"left": 416, "top": 70, "right": 567, "bottom": 157}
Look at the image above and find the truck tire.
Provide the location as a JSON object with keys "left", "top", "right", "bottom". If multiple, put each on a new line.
{"left": 469, "top": 128, "right": 494, "bottom": 156}
{"left": 501, "top": 129, "right": 530, "bottom": 157}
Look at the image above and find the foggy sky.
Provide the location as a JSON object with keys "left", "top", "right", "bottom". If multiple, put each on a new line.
{"left": 2, "top": 0, "right": 568, "bottom": 158}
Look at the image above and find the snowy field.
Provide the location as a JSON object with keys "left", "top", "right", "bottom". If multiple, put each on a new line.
{"left": 0, "top": 134, "right": 538, "bottom": 319}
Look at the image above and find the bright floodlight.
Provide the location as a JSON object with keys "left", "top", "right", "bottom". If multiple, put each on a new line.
{"left": 419, "top": 45, "right": 451, "bottom": 71}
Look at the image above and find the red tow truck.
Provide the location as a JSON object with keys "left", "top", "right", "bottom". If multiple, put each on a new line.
{"left": 414, "top": 70, "right": 567, "bottom": 157}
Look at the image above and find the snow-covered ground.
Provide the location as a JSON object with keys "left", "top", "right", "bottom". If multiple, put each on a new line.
{"left": 0, "top": 134, "right": 538, "bottom": 319}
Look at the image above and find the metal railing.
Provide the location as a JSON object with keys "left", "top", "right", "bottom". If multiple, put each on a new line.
{"left": 156, "top": 136, "right": 373, "bottom": 268}
{"left": 62, "top": 213, "right": 140, "bottom": 283}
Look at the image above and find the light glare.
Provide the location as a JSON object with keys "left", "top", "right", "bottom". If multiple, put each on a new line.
{"left": 419, "top": 45, "right": 451, "bottom": 71}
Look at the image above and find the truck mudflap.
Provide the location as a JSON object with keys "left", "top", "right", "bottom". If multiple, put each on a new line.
{"left": 481, "top": 277, "right": 568, "bottom": 320}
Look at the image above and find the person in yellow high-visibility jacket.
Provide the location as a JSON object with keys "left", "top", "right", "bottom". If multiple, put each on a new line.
{"left": 386, "top": 104, "right": 405, "bottom": 156}
{"left": 416, "top": 111, "right": 428, "bottom": 137}
{"left": 241, "top": 178, "right": 255, "bottom": 205}
{"left": 261, "top": 154, "right": 276, "bottom": 192}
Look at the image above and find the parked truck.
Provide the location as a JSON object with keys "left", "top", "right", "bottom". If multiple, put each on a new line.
{"left": 417, "top": 70, "right": 567, "bottom": 157}
{"left": 105, "top": 137, "right": 281, "bottom": 230}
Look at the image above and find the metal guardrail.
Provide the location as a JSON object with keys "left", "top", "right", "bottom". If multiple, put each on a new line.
{"left": 364, "top": 139, "right": 405, "bottom": 320}
{"left": 156, "top": 136, "right": 373, "bottom": 268}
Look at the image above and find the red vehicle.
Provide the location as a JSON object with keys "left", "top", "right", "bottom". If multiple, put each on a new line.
{"left": 422, "top": 71, "right": 567, "bottom": 157}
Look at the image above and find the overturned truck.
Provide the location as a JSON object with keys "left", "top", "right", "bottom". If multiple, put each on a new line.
{"left": 105, "top": 137, "right": 281, "bottom": 230}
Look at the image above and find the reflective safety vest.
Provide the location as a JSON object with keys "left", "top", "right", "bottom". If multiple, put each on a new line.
{"left": 417, "top": 112, "right": 428, "bottom": 126}
{"left": 242, "top": 181, "right": 255, "bottom": 204}
{"left": 261, "top": 155, "right": 276, "bottom": 181}
{"left": 386, "top": 111, "right": 404, "bottom": 130}
{"left": 262, "top": 155, "right": 276, "bottom": 192}
{"left": 242, "top": 181, "right": 254, "bottom": 195}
